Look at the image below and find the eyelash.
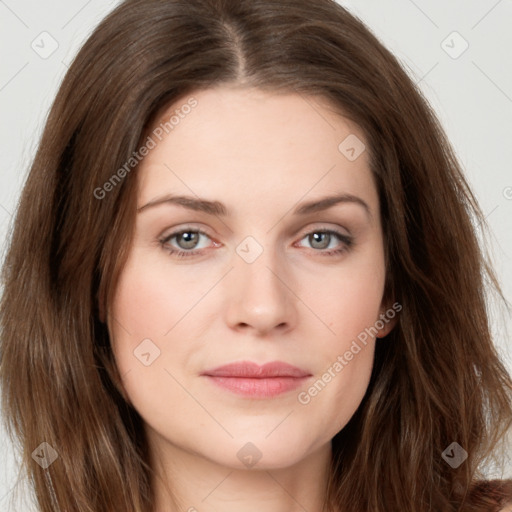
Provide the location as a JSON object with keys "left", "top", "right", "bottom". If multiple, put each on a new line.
{"left": 158, "top": 226, "right": 354, "bottom": 259}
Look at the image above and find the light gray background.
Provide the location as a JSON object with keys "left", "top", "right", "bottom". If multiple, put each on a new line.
{"left": 1, "top": 0, "right": 511, "bottom": 509}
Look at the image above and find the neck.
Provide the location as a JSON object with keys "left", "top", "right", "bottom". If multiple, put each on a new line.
{"left": 149, "top": 431, "right": 333, "bottom": 512}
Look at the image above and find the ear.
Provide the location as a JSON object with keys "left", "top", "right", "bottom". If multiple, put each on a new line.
{"left": 375, "top": 300, "right": 401, "bottom": 339}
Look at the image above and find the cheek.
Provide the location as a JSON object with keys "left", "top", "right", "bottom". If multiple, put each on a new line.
{"left": 308, "top": 248, "right": 386, "bottom": 344}
{"left": 333, "top": 282, "right": 382, "bottom": 341}
{"left": 110, "top": 258, "right": 176, "bottom": 336}
{"left": 322, "top": 346, "right": 375, "bottom": 436}
{"left": 109, "top": 247, "right": 210, "bottom": 346}
{"left": 107, "top": 248, "right": 218, "bottom": 397}
{"left": 107, "top": 251, "right": 177, "bottom": 382}
{"left": 298, "top": 297, "right": 379, "bottom": 438}
{"left": 300, "top": 247, "right": 384, "bottom": 416}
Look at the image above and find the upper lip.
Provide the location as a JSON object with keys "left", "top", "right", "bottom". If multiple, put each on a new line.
{"left": 201, "top": 361, "right": 311, "bottom": 378}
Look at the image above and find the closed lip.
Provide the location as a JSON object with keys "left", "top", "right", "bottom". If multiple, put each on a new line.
{"left": 201, "top": 360, "right": 311, "bottom": 378}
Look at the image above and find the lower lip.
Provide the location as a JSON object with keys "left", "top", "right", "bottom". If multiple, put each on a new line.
{"left": 204, "top": 376, "right": 310, "bottom": 398}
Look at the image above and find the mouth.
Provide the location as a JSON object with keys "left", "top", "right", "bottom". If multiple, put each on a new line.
{"left": 201, "top": 361, "right": 312, "bottom": 398}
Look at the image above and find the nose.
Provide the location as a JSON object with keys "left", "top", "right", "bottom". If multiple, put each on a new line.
{"left": 224, "top": 245, "right": 297, "bottom": 336}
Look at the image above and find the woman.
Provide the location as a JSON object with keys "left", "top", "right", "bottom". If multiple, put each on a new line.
{"left": 1, "top": 0, "right": 511, "bottom": 511}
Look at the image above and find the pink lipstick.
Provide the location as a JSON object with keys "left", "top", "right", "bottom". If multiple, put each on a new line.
{"left": 201, "top": 361, "right": 312, "bottom": 398}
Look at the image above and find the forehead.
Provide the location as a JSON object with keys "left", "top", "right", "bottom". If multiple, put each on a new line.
{"left": 136, "top": 86, "right": 377, "bottom": 216}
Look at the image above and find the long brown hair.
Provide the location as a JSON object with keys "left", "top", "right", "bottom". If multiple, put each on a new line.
{"left": 1, "top": 0, "right": 511, "bottom": 511}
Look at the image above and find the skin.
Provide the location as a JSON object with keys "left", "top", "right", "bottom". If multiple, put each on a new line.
{"left": 107, "top": 84, "right": 397, "bottom": 512}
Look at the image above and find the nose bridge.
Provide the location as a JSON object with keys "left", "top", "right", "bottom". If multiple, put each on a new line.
{"left": 224, "top": 234, "right": 296, "bottom": 333}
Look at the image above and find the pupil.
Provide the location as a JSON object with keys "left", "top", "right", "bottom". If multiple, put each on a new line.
{"left": 311, "top": 232, "right": 329, "bottom": 249}
{"left": 179, "top": 231, "right": 198, "bottom": 249}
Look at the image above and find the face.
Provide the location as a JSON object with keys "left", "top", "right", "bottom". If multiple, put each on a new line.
{"left": 108, "top": 85, "right": 396, "bottom": 471}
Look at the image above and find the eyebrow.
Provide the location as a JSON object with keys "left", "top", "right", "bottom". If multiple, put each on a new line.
{"left": 137, "top": 192, "right": 372, "bottom": 219}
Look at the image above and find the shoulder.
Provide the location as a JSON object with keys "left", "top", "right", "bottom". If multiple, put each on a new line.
{"left": 467, "top": 479, "right": 512, "bottom": 512}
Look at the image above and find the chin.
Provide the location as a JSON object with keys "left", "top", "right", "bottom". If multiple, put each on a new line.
{"left": 199, "top": 429, "right": 322, "bottom": 471}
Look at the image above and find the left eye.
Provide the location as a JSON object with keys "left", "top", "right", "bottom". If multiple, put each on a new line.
{"left": 297, "top": 230, "right": 347, "bottom": 251}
